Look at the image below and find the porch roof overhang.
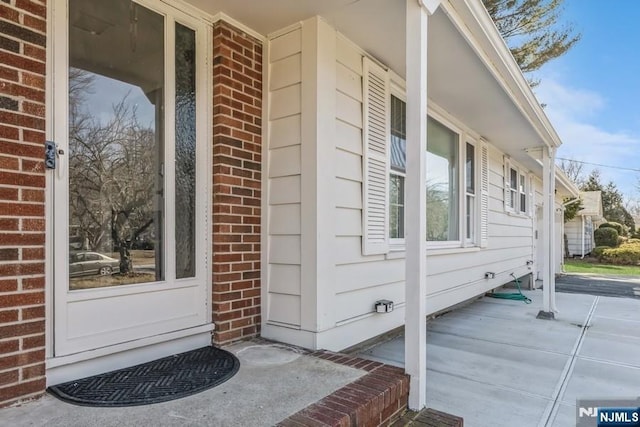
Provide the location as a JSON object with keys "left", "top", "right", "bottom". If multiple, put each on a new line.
{"left": 187, "top": 0, "right": 561, "bottom": 174}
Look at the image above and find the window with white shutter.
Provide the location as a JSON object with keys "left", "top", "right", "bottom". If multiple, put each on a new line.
{"left": 362, "top": 57, "right": 390, "bottom": 255}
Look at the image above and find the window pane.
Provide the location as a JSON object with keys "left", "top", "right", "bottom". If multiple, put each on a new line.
{"left": 466, "top": 195, "right": 474, "bottom": 240}
{"left": 389, "top": 174, "right": 405, "bottom": 239}
{"left": 175, "top": 23, "right": 196, "bottom": 279}
{"left": 427, "top": 117, "right": 459, "bottom": 241}
{"left": 510, "top": 168, "right": 518, "bottom": 190}
{"left": 390, "top": 96, "right": 406, "bottom": 172}
{"left": 519, "top": 175, "right": 527, "bottom": 213}
{"left": 68, "top": 0, "right": 164, "bottom": 289}
{"left": 466, "top": 142, "right": 474, "bottom": 194}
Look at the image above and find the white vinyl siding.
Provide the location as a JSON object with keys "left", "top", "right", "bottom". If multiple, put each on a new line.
{"left": 263, "top": 21, "right": 541, "bottom": 352}
{"left": 266, "top": 27, "right": 303, "bottom": 327}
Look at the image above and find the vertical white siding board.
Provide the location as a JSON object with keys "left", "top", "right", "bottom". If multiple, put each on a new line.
{"left": 335, "top": 178, "right": 363, "bottom": 209}
{"left": 269, "top": 264, "right": 302, "bottom": 296}
{"left": 269, "top": 145, "right": 301, "bottom": 177}
{"left": 334, "top": 236, "right": 385, "bottom": 265}
{"left": 270, "top": 84, "right": 302, "bottom": 120}
{"left": 269, "top": 204, "right": 302, "bottom": 235}
{"left": 335, "top": 207, "right": 363, "bottom": 237}
{"left": 270, "top": 53, "right": 302, "bottom": 90}
{"left": 335, "top": 283, "right": 405, "bottom": 323}
{"left": 268, "top": 236, "right": 301, "bottom": 264}
{"left": 269, "top": 294, "right": 302, "bottom": 326}
{"left": 269, "top": 176, "right": 301, "bottom": 205}
{"left": 336, "top": 91, "right": 363, "bottom": 128}
{"left": 336, "top": 62, "right": 363, "bottom": 101}
{"left": 336, "top": 35, "right": 363, "bottom": 75}
{"left": 335, "top": 149, "right": 363, "bottom": 182}
{"left": 336, "top": 120, "right": 363, "bottom": 155}
{"left": 270, "top": 115, "right": 301, "bottom": 149}
{"left": 270, "top": 28, "right": 302, "bottom": 62}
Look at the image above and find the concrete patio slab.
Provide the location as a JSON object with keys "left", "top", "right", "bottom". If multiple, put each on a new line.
{"left": 549, "top": 403, "right": 576, "bottom": 427}
{"left": 360, "top": 290, "right": 640, "bottom": 427}
{"left": 0, "top": 342, "right": 365, "bottom": 427}
{"left": 560, "top": 358, "right": 640, "bottom": 406}
{"left": 424, "top": 369, "right": 551, "bottom": 427}
{"left": 579, "top": 332, "right": 640, "bottom": 367}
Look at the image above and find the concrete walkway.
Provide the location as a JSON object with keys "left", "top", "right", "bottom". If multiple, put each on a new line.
{"left": 0, "top": 342, "right": 365, "bottom": 427}
{"left": 358, "top": 291, "right": 640, "bottom": 427}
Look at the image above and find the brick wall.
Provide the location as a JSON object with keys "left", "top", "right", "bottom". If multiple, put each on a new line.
{"left": 0, "top": 0, "right": 47, "bottom": 408}
{"left": 211, "top": 22, "right": 263, "bottom": 344}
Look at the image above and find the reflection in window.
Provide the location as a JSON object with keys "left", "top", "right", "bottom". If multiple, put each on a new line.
{"left": 389, "top": 96, "right": 406, "bottom": 239}
{"left": 465, "top": 143, "right": 475, "bottom": 241}
{"left": 68, "top": 0, "right": 164, "bottom": 289}
{"left": 427, "top": 117, "right": 459, "bottom": 241}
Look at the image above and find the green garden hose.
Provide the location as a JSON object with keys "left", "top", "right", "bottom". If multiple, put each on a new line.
{"left": 486, "top": 273, "right": 532, "bottom": 304}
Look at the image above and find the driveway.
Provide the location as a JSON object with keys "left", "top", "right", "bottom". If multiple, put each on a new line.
{"left": 556, "top": 273, "right": 640, "bottom": 299}
{"left": 358, "top": 291, "right": 640, "bottom": 427}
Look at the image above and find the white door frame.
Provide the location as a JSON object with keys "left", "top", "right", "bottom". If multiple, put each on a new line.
{"left": 45, "top": 0, "right": 213, "bottom": 383}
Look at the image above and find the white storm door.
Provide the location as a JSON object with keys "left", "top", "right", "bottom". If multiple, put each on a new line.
{"left": 52, "top": 0, "right": 210, "bottom": 357}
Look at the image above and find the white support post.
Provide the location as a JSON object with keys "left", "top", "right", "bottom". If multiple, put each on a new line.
{"left": 548, "top": 148, "right": 557, "bottom": 312}
{"left": 538, "top": 146, "right": 556, "bottom": 319}
{"left": 405, "top": 0, "right": 429, "bottom": 410}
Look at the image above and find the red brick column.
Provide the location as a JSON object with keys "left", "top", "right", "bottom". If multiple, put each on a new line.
{"left": 0, "top": 0, "right": 47, "bottom": 407}
{"left": 211, "top": 22, "right": 262, "bottom": 344}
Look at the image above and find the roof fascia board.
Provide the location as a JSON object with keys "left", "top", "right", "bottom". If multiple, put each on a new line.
{"left": 441, "top": 0, "right": 562, "bottom": 148}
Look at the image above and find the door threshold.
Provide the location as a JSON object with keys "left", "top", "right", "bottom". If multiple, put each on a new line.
{"left": 46, "top": 324, "right": 214, "bottom": 386}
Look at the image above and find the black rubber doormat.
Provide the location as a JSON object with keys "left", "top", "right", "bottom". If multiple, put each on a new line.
{"left": 48, "top": 346, "right": 240, "bottom": 407}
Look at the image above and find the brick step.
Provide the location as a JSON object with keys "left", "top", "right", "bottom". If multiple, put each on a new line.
{"left": 391, "top": 408, "right": 464, "bottom": 427}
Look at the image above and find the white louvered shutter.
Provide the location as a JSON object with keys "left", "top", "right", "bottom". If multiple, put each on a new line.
{"left": 362, "top": 57, "right": 390, "bottom": 255}
{"left": 503, "top": 157, "right": 512, "bottom": 212}
{"left": 480, "top": 142, "right": 489, "bottom": 248}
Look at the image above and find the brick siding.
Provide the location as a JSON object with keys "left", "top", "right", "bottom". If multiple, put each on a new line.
{"left": 0, "top": 0, "right": 47, "bottom": 408}
{"left": 211, "top": 22, "right": 263, "bottom": 345}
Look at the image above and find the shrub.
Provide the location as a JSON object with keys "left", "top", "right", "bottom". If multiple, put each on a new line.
{"left": 599, "top": 222, "right": 625, "bottom": 236}
{"left": 591, "top": 246, "right": 610, "bottom": 259}
{"left": 601, "top": 245, "right": 640, "bottom": 265}
{"left": 594, "top": 227, "right": 619, "bottom": 247}
{"left": 627, "top": 238, "right": 640, "bottom": 245}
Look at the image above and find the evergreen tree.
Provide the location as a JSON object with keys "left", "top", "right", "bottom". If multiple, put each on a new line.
{"left": 581, "top": 170, "right": 635, "bottom": 233}
{"left": 483, "top": 0, "right": 581, "bottom": 74}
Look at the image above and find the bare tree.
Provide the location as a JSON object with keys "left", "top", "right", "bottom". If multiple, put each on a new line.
{"left": 68, "top": 69, "right": 158, "bottom": 275}
{"left": 558, "top": 158, "right": 585, "bottom": 187}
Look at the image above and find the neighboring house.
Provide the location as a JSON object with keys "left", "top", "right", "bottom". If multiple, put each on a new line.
{"left": 0, "top": 0, "right": 568, "bottom": 409}
{"left": 565, "top": 191, "right": 605, "bottom": 258}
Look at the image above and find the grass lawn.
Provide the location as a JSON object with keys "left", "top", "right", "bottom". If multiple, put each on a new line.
{"left": 564, "top": 258, "right": 640, "bottom": 276}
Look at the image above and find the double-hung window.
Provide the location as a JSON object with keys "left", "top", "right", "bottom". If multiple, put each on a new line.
{"left": 504, "top": 160, "right": 530, "bottom": 215}
{"left": 362, "top": 59, "right": 489, "bottom": 254}
{"left": 384, "top": 105, "right": 487, "bottom": 248}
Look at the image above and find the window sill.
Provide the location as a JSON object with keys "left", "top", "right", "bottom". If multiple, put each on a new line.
{"left": 506, "top": 211, "right": 532, "bottom": 219}
{"left": 386, "top": 245, "right": 482, "bottom": 259}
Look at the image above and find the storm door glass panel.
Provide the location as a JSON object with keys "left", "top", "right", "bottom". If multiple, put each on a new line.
{"left": 426, "top": 117, "right": 459, "bottom": 241}
{"left": 175, "top": 24, "right": 196, "bottom": 279}
{"left": 68, "top": 0, "right": 165, "bottom": 290}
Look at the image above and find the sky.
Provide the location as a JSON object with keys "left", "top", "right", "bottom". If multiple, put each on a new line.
{"left": 532, "top": 0, "right": 640, "bottom": 203}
